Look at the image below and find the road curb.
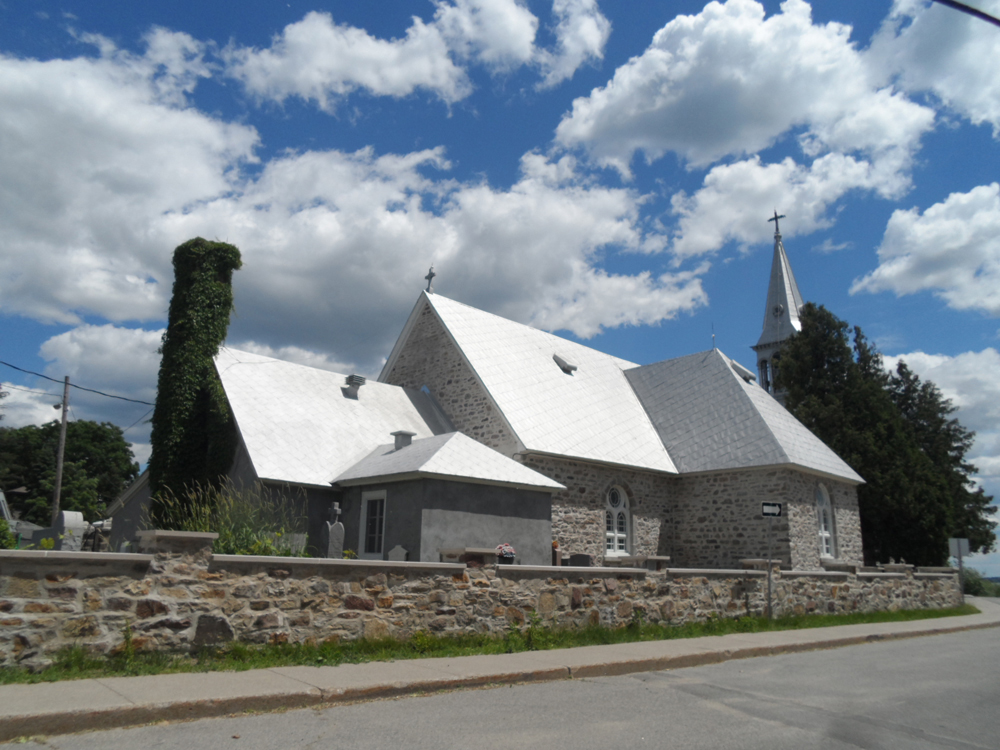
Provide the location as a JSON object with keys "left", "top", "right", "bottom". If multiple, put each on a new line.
{"left": 2, "top": 617, "right": 997, "bottom": 742}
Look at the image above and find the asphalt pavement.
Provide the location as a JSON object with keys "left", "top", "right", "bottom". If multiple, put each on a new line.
{"left": 2, "top": 597, "right": 998, "bottom": 743}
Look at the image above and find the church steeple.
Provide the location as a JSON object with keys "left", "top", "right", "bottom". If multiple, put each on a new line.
{"left": 752, "top": 211, "right": 805, "bottom": 399}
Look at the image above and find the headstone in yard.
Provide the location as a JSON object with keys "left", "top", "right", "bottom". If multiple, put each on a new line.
{"left": 387, "top": 545, "right": 408, "bottom": 561}
{"left": 321, "top": 502, "right": 345, "bottom": 559}
{"left": 54, "top": 511, "right": 86, "bottom": 551}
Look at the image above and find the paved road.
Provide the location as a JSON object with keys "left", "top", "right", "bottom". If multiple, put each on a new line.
{"left": 10, "top": 627, "right": 999, "bottom": 750}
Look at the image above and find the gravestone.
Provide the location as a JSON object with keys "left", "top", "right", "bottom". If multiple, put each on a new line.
{"left": 387, "top": 545, "right": 408, "bottom": 561}
{"left": 321, "top": 502, "right": 345, "bottom": 559}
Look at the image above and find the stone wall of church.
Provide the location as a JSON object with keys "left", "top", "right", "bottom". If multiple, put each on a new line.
{"left": 520, "top": 455, "right": 673, "bottom": 566}
{"left": 671, "top": 469, "right": 863, "bottom": 570}
{"left": 382, "top": 303, "right": 521, "bottom": 457}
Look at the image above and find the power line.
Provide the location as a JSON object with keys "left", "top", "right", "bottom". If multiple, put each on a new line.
{"left": 1, "top": 384, "right": 60, "bottom": 398}
{"left": 933, "top": 0, "right": 1000, "bottom": 28}
{"left": 0, "top": 360, "right": 154, "bottom": 406}
{"left": 123, "top": 408, "right": 154, "bottom": 434}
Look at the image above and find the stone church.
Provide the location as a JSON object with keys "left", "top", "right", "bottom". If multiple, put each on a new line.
{"left": 113, "top": 220, "right": 864, "bottom": 569}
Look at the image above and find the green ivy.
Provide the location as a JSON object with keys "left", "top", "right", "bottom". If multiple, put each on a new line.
{"left": 148, "top": 238, "right": 242, "bottom": 520}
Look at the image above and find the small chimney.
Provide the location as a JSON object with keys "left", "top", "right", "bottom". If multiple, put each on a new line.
{"left": 343, "top": 374, "right": 366, "bottom": 399}
{"left": 392, "top": 430, "right": 416, "bottom": 450}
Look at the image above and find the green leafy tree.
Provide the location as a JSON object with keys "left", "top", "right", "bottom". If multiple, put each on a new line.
{"left": 0, "top": 421, "right": 138, "bottom": 525}
{"left": 776, "top": 304, "right": 990, "bottom": 566}
{"left": 148, "top": 238, "right": 242, "bottom": 519}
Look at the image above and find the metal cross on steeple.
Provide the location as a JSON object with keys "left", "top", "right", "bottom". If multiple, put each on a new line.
{"left": 424, "top": 266, "right": 436, "bottom": 293}
{"left": 768, "top": 210, "right": 786, "bottom": 237}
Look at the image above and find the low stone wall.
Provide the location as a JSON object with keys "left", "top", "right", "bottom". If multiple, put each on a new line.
{"left": 0, "top": 532, "right": 961, "bottom": 669}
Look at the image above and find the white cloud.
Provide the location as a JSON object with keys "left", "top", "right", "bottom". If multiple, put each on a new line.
{"left": 154, "top": 148, "right": 707, "bottom": 361}
{"left": 851, "top": 183, "right": 1000, "bottom": 315}
{"left": 0, "top": 384, "right": 62, "bottom": 429}
{"left": 536, "top": 0, "right": 612, "bottom": 88}
{"left": 0, "top": 26, "right": 698, "bottom": 390}
{"left": 39, "top": 325, "right": 161, "bottom": 406}
{"left": 669, "top": 154, "right": 877, "bottom": 258}
{"left": 224, "top": 11, "right": 472, "bottom": 110}
{"left": 434, "top": 0, "right": 538, "bottom": 70}
{"left": 0, "top": 326, "right": 160, "bottom": 463}
{"left": 37, "top": 325, "right": 162, "bottom": 463}
{"left": 883, "top": 348, "right": 1000, "bottom": 501}
{"left": 870, "top": 0, "right": 1000, "bottom": 135}
{"left": 0, "top": 34, "right": 259, "bottom": 325}
{"left": 555, "top": 0, "right": 933, "bottom": 175}
{"left": 224, "top": 2, "right": 609, "bottom": 111}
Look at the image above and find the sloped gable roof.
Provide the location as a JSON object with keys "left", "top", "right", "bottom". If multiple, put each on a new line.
{"left": 384, "top": 293, "right": 677, "bottom": 474}
{"left": 334, "top": 432, "right": 565, "bottom": 490}
{"left": 625, "top": 349, "right": 862, "bottom": 483}
{"left": 216, "top": 348, "right": 452, "bottom": 487}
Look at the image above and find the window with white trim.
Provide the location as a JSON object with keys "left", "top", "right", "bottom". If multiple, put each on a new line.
{"left": 605, "top": 486, "right": 630, "bottom": 556}
{"left": 816, "top": 484, "right": 835, "bottom": 558}
{"left": 360, "top": 490, "right": 386, "bottom": 559}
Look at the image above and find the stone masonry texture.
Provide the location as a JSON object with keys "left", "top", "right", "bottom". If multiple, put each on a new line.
{"left": 381, "top": 302, "right": 864, "bottom": 571}
{"left": 0, "top": 534, "right": 957, "bottom": 669}
{"left": 384, "top": 304, "right": 521, "bottom": 456}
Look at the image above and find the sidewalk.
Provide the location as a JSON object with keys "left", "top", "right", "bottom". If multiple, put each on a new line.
{"left": 2, "top": 598, "right": 998, "bottom": 743}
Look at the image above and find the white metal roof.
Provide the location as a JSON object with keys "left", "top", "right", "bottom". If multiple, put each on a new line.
{"left": 334, "top": 432, "right": 565, "bottom": 490}
{"left": 216, "top": 348, "right": 452, "bottom": 486}
{"left": 411, "top": 293, "right": 678, "bottom": 473}
{"left": 625, "top": 349, "right": 863, "bottom": 483}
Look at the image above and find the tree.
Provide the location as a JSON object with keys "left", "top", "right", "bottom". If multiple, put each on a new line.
{"left": 148, "top": 238, "right": 242, "bottom": 517}
{"left": 0, "top": 421, "right": 139, "bottom": 525}
{"left": 776, "top": 304, "right": 993, "bottom": 566}
{"left": 887, "top": 362, "right": 997, "bottom": 553}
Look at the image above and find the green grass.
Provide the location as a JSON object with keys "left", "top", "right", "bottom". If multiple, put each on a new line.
{"left": 0, "top": 604, "right": 979, "bottom": 685}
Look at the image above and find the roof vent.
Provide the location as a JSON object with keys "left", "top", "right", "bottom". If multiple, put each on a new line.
{"left": 553, "top": 353, "right": 577, "bottom": 375}
{"left": 392, "top": 430, "right": 416, "bottom": 450}
{"left": 343, "top": 374, "right": 366, "bottom": 399}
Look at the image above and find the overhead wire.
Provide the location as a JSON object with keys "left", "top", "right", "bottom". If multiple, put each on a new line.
{"left": 0, "top": 360, "right": 154, "bottom": 406}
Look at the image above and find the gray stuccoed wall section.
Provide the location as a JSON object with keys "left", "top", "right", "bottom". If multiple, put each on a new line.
{"left": 0, "top": 532, "right": 957, "bottom": 669}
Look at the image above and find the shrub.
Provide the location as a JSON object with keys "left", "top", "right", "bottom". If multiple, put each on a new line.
{"left": 0, "top": 520, "right": 16, "bottom": 550}
{"left": 961, "top": 568, "right": 1000, "bottom": 597}
{"left": 151, "top": 478, "right": 307, "bottom": 556}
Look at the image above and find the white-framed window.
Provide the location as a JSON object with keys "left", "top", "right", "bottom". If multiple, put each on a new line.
{"left": 605, "top": 486, "right": 630, "bottom": 556}
{"left": 816, "top": 484, "right": 836, "bottom": 558}
{"left": 360, "top": 490, "right": 386, "bottom": 560}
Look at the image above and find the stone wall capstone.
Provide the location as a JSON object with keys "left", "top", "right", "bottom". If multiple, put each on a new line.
{"left": 0, "top": 533, "right": 958, "bottom": 669}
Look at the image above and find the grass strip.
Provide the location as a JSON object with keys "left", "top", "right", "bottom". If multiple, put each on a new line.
{"left": 0, "top": 604, "right": 979, "bottom": 685}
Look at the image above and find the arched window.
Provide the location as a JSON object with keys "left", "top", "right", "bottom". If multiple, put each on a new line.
{"left": 816, "top": 484, "right": 836, "bottom": 558}
{"left": 605, "top": 486, "right": 630, "bottom": 556}
{"left": 770, "top": 353, "right": 781, "bottom": 391}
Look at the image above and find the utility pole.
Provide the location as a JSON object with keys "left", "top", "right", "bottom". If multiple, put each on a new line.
{"left": 50, "top": 376, "right": 69, "bottom": 527}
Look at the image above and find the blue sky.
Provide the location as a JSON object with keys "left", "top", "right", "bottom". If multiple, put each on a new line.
{"left": 1, "top": 0, "right": 998, "bottom": 573}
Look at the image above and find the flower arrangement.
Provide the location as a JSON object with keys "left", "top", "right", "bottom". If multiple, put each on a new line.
{"left": 495, "top": 542, "right": 516, "bottom": 559}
